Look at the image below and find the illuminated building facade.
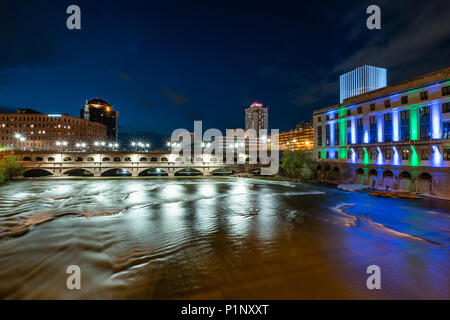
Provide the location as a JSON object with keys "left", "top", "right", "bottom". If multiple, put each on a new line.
{"left": 314, "top": 67, "right": 450, "bottom": 198}
{"left": 0, "top": 108, "right": 107, "bottom": 151}
{"left": 340, "top": 65, "right": 387, "bottom": 103}
{"left": 245, "top": 102, "right": 268, "bottom": 135}
{"left": 81, "top": 98, "right": 119, "bottom": 141}
{"left": 269, "top": 121, "right": 314, "bottom": 151}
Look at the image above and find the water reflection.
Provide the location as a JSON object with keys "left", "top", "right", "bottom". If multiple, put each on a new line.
{"left": 0, "top": 178, "right": 448, "bottom": 299}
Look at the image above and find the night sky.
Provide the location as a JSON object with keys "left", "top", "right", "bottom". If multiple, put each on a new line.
{"left": 1, "top": 0, "right": 449, "bottom": 139}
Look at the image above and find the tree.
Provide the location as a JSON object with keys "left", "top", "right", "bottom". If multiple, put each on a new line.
{"left": 0, "top": 156, "right": 25, "bottom": 181}
{"left": 280, "top": 150, "right": 317, "bottom": 181}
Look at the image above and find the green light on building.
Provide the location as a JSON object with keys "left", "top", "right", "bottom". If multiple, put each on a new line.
{"left": 339, "top": 118, "right": 346, "bottom": 146}
{"left": 363, "top": 147, "right": 370, "bottom": 165}
{"left": 410, "top": 146, "right": 419, "bottom": 166}
{"left": 410, "top": 107, "right": 418, "bottom": 140}
{"left": 339, "top": 148, "right": 347, "bottom": 160}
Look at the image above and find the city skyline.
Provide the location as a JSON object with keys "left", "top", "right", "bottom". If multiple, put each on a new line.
{"left": 1, "top": 0, "right": 449, "bottom": 135}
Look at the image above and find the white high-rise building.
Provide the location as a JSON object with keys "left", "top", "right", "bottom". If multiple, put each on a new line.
{"left": 340, "top": 65, "right": 387, "bottom": 103}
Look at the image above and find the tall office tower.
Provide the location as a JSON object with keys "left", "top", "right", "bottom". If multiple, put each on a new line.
{"left": 340, "top": 65, "right": 387, "bottom": 103}
{"left": 81, "top": 98, "right": 119, "bottom": 141}
{"left": 245, "top": 101, "right": 268, "bottom": 135}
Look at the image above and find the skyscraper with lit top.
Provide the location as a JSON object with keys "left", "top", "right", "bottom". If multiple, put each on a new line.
{"left": 81, "top": 98, "right": 119, "bottom": 141}
{"left": 245, "top": 101, "right": 268, "bottom": 135}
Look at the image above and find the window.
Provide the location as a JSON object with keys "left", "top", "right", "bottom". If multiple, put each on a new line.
{"left": 384, "top": 100, "right": 391, "bottom": 108}
{"left": 370, "top": 150, "right": 377, "bottom": 160}
{"left": 318, "top": 152, "right": 321, "bottom": 159}
{"left": 357, "top": 107, "right": 362, "bottom": 114}
{"left": 347, "top": 120, "right": 352, "bottom": 145}
{"left": 370, "top": 116, "right": 377, "bottom": 143}
{"left": 443, "top": 122, "right": 450, "bottom": 139}
{"left": 370, "top": 103, "right": 375, "bottom": 111}
{"left": 443, "top": 149, "right": 450, "bottom": 161}
{"left": 326, "top": 115, "right": 330, "bottom": 120}
{"left": 419, "top": 106, "right": 431, "bottom": 140}
{"left": 384, "top": 113, "right": 392, "bottom": 142}
{"left": 334, "top": 123, "right": 340, "bottom": 146}
{"left": 421, "top": 149, "right": 429, "bottom": 161}
{"left": 442, "top": 85, "right": 450, "bottom": 96}
{"left": 420, "top": 91, "right": 428, "bottom": 100}
{"left": 401, "top": 149, "right": 409, "bottom": 160}
{"left": 317, "top": 116, "right": 321, "bottom": 122}
{"left": 385, "top": 149, "right": 392, "bottom": 160}
{"left": 325, "top": 124, "right": 330, "bottom": 146}
{"left": 326, "top": 151, "right": 329, "bottom": 159}
{"left": 357, "top": 149, "right": 364, "bottom": 160}
{"left": 317, "top": 126, "right": 322, "bottom": 147}
{"left": 400, "top": 110, "right": 410, "bottom": 141}
{"left": 401, "top": 96, "right": 408, "bottom": 104}
{"left": 357, "top": 118, "right": 364, "bottom": 144}
{"left": 442, "top": 102, "right": 450, "bottom": 113}
{"left": 347, "top": 150, "right": 352, "bottom": 159}
{"left": 347, "top": 109, "right": 351, "bottom": 116}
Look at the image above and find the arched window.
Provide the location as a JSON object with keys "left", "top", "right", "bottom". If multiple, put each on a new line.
{"left": 383, "top": 170, "right": 394, "bottom": 178}
{"left": 102, "top": 157, "right": 110, "bottom": 162}
{"left": 35, "top": 157, "right": 44, "bottom": 162}
{"left": 151, "top": 157, "right": 158, "bottom": 162}
{"left": 161, "top": 157, "right": 168, "bottom": 162}
{"left": 48, "top": 157, "right": 55, "bottom": 162}
{"left": 87, "top": 157, "right": 94, "bottom": 162}
{"left": 113, "top": 157, "right": 121, "bottom": 162}
{"left": 124, "top": 157, "right": 132, "bottom": 161}
{"left": 23, "top": 156, "right": 32, "bottom": 161}
{"left": 63, "top": 157, "right": 72, "bottom": 162}
{"left": 75, "top": 157, "right": 83, "bottom": 162}
{"left": 419, "top": 172, "right": 432, "bottom": 181}
{"left": 140, "top": 157, "right": 148, "bottom": 161}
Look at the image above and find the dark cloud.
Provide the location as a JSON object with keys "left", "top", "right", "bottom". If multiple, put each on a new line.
{"left": 0, "top": 105, "right": 16, "bottom": 113}
{"left": 333, "top": 0, "right": 450, "bottom": 76}
{"left": 143, "top": 101, "right": 153, "bottom": 108}
{"left": 183, "top": 109, "right": 202, "bottom": 121}
{"left": 162, "top": 89, "right": 190, "bottom": 107}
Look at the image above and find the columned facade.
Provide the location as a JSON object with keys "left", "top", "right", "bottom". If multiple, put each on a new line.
{"left": 313, "top": 67, "right": 450, "bottom": 198}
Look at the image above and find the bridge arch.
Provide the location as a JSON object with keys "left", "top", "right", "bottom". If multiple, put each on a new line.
{"left": 23, "top": 169, "right": 53, "bottom": 177}
{"left": 101, "top": 168, "right": 131, "bottom": 177}
{"left": 211, "top": 168, "right": 235, "bottom": 176}
{"left": 138, "top": 168, "right": 168, "bottom": 176}
{"left": 63, "top": 169, "right": 94, "bottom": 177}
{"left": 174, "top": 168, "right": 203, "bottom": 176}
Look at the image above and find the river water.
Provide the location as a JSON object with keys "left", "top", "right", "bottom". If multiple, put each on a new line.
{"left": 0, "top": 177, "right": 448, "bottom": 299}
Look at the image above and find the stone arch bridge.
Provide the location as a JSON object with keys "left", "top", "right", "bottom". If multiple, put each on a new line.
{"left": 14, "top": 151, "right": 263, "bottom": 177}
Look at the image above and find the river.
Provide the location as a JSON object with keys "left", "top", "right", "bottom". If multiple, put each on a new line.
{"left": 0, "top": 177, "right": 448, "bottom": 299}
